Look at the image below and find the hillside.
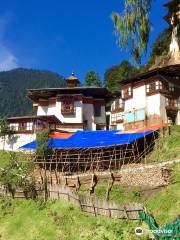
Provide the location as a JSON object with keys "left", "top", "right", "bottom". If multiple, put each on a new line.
{"left": 0, "top": 68, "right": 66, "bottom": 117}
{"left": 0, "top": 126, "right": 179, "bottom": 239}
{"left": 0, "top": 163, "right": 179, "bottom": 240}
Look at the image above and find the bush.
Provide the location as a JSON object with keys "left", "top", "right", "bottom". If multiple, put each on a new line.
{"left": 0, "top": 152, "right": 36, "bottom": 198}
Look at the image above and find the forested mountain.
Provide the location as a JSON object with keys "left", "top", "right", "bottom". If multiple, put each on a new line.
{"left": 0, "top": 68, "right": 66, "bottom": 117}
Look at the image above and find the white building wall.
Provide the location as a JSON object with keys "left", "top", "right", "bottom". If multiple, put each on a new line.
{"left": 176, "top": 97, "right": 180, "bottom": 125}
{"left": 146, "top": 94, "right": 161, "bottom": 117}
{"left": 124, "top": 85, "right": 146, "bottom": 112}
{"left": 37, "top": 105, "right": 48, "bottom": 115}
{"left": 160, "top": 94, "right": 168, "bottom": 124}
{"left": 0, "top": 133, "right": 36, "bottom": 151}
{"left": 37, "top": 100, "right": 83, "bottom": 124}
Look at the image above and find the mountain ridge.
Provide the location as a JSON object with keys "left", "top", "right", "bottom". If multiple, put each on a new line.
{"left": 0, "top": 68, "right": 66, "bottom": 117}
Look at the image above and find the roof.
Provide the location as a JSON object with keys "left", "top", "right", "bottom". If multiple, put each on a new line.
{"left": 119, "top": 64, "right": 180, "bottom": 85}
{"left": 164, "top": 0, "right": 180, "bottom": 8}
{"left": 67, "top": 72, "right": 80, "bottom": 84}
{"left": 20, "top": 130, "right": 154, "bottom": 149}
{"left": 7, "top": 115, "right": 61, "bottom": 123}
{"left": 28, "top": 87, "right": 111, "bottom": 101}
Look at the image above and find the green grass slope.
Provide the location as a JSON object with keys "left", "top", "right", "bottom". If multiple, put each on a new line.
{"left": 0, "top": 198, "right": 149, "bottom": 240}
{"left": 147, "top": 125, "right": 180, "bottom": 163}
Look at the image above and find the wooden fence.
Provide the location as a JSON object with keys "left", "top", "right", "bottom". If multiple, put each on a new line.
{"left": 49, "top": 185, "right": 146, "bottom": 220}
{"left": 0, "top": 185, "right": 145, "bottom": 220}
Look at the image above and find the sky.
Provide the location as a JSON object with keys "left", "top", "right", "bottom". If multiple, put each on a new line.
{"left": 0, "top": 0, "right": 168, "bottom": 82}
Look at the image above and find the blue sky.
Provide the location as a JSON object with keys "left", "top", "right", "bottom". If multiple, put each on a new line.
{"left": 0, "top": 0, "right": 168, "bottom": 82}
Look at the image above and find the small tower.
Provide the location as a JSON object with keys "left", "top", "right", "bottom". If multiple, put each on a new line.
{"left": 66, "top": 72, "right": 80, "bottom": 88}
{"left": 164, "top": 0, "right": 180, "bottom": 54}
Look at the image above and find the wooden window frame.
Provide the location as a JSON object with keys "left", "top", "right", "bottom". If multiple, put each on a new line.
{"left": 61, "top": 100, "right": 75, "bottom": 115}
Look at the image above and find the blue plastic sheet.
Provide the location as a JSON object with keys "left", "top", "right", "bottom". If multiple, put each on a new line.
{"left": 20, "top": 130, "right": 153, "bottom": 149}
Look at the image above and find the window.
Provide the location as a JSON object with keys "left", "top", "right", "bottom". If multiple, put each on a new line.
{"left": 61, "top": 100, "right": 75, "bottom": 114}
{"left": 155, "top": 81, "right": 163, "bottom": 90}
{"left": 121, "top": 86, "right": 132, "bottom": 99}
{"left": 94, "top": 105, "right": 101, "bottom": 117}
{"left": 169, "top": 83, "right": 175, "bottom": 92}
{"left": 166, "top": 98, "right": 178, "bottom": 107}
{"left": 19, "top": 122, "right": 27, "bottom": 130}
{"left": 146, "top": 82, "right": 156, "bottom": 93}
{"left": 111, "top": 113, "right": 123, "bottom": 123}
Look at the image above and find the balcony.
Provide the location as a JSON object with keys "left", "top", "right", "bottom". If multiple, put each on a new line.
{"left": 7, "top": 115, "right": 60, "bottom": 134}
{"left": 165, "top": 98, "right": 178, "bottom": 114}
{"left": 111, "top": 100, "right": 124, "bottom": 113}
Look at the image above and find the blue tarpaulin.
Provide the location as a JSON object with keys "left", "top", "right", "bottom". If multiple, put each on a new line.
{"left": 20, "top": 130, "right": 154, "bottom": 149}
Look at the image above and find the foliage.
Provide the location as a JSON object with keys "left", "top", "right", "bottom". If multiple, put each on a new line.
{"left": 147, "top": 125, "right": 180, "bottom": 163}
{"left": 146, "top": 28, "right": 172, "bottom": 68}
{"left": 36, "top": 128, "right": 52, "bottom": 159}
{"left": 0, "top": 118, "right": 11, "bottom": 136}
{"left": 0, "top": 152, "right": 36, "bottom": 198}
{"left": 0, "top": 118, "right": 13, "bottom": 150}
{"left": 146, "top": 163, "right": 180, "bottom": 226}
{"left": 104, "top": 60, "right": 138, "bottom": 92}
{"left": 84, "top": 71, "right": 101, "bottom": 87}
{"left": 112, "top": 0, "right": 152, "bottom": 63}
{"left": 0, "top": 68, "right": 66, "bottom": 117}
{"left": 0, "top": 198, "right": 147, "bottom": 240}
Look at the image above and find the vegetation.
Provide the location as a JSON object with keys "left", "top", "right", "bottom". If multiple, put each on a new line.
{"left": 0, "top": 118, "right": 13, "bottom": 151}
{"left": 0, "top": 198, "right": 148, "bottom": 240}
{"left": 104, "top": 25, "right": 173, "bottom": 92}
{"left": 36, "top": 128, "right": 51, "bottom": 158}
{"left": 78, "top": 163, "right": 180, "bottom": 227}
{"left": 146, "top": 28, "right": 172, "bottom": 68}
{"left": 146, "top": 163, "right": 180, "bottom": 226}
{"left": 0, "top": 163, "right": 179, "bottom": 239}
{"left": 147, "top": 125, "right": 180, "bottom": 163}
{"left": 112, "top": 0, "right": 152, "bottom": 63}
{"left": 104, "top": 60, "right": 138, "bottom": 92}
{"left": 84, "top": 71, "right": 101, "bottom": 87}
{"left": 0, "top": 68, "right": 66, "bottom": 117}
{"left": 0, "top": 152, "right": 36, "bottom": 198}
{"left": 0, "top": 125, "right": 179, "bottom": 239}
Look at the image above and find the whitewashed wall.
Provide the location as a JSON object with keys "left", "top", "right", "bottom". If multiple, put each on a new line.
{"left": 146, "top": 94, "right": 161, "bottom": 117}
{"left": 0, "top": 133, "right": 36, "bottom": 151}
{"left": 124, "top": 85, "right": 146, "bottom": 112}
{"left": 176, "top": 97, "right": 180, "bottom": 124}
{"left": 37, "top": 100, "right": 107, "bottom": 130}
{"left": 37, "top": 100, "right": 83, "bottom": 124}
{"left": 160, "top": 94, "right": 168, "bottom": 124}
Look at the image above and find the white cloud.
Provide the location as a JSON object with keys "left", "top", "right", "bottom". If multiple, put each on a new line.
{"left": 0, "top": 14, "right": 18, "bottom": 71}
{"left": 0, "top": 44, "right": 18, "bottom": 71}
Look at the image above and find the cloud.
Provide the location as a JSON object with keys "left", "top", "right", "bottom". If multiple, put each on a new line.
{"left": 0, "top": 13, "right": 18, "bottom": 71}
{"left": 0, "top": 44, "right": 18, "bottom": 71}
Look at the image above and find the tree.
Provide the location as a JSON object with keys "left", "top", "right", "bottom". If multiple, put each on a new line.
{"left": 0, "top": 118, "right": 12, "bottom": 151}
{"left": 104, "top": 60, "right": 138, "bottom": 92}
{"left": 112, "top": 0, "right": 152, "bottom": 63}
{"left": 146, "top": 28, "right": 172, "bottom": 68}
{"left": 0, "top": 152, "right": 36, "bottom": 198}
{"left": 84, "top": 71, "right": 101, "bottom": 87}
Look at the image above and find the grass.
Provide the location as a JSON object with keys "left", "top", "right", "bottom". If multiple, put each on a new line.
{"left": 0, "top": 150, "right": 32, "bottom": 168}
{"left": 78, "top": 163, "right": 180, "bottom": 227}
{"left": 145, "top": 163, "right": 180, "bottom": 226}
{"left": 0, "top": 198, "right": 150, "bottom": 240}
{"left": 0, "top": 126, "right": 180, "bottom": 239}
{"left": 147, "top": 125, "right": 180, "bottom": 163}
{"left": 78, "top": 180, "right": 142, "bottom": 204}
